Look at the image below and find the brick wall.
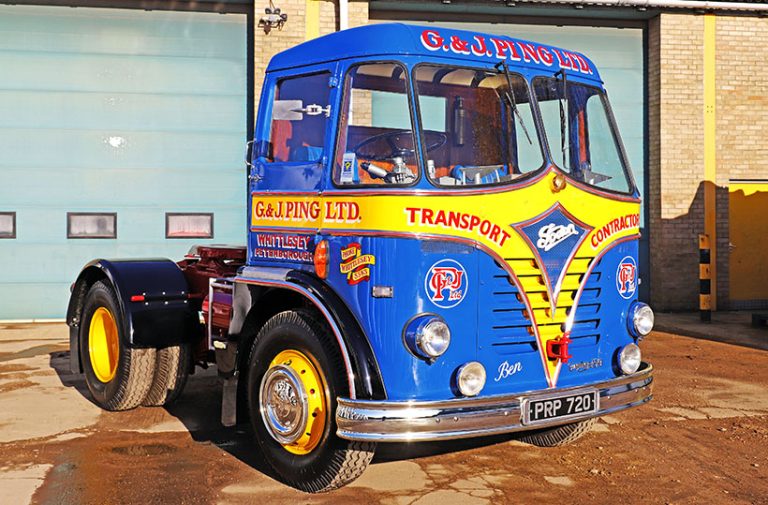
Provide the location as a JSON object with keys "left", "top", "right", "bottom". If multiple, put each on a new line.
{"left": 647, "top": 16, "right": 662, "bottom": 308}
{"left": 649, "top": 13, "right": 768, "bottom": 311}
{"left": 348, "top": 0, "right": 369, "bottom": 28}
{"left": 648, "top": 14, "right": 705, "bottom": 311}
{"left": 716, "top": 16, "right": 768, "bottom": 183}
{"left": 253, "top": 0, "right": 306, "bottom": 104}
{"left": 252, "top": 0, "right": 370, "bottom": 113}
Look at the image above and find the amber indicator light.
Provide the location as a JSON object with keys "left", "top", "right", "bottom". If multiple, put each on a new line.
{"left": 314, "top": 240, "right": 330, "bottom": 279}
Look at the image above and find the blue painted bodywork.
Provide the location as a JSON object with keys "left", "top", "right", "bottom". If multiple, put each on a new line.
{"left": 267, "top": 23, "right": 602, "bottom": 86}
{"left": 245, "top": 23, "right": 642, "bottom": 402}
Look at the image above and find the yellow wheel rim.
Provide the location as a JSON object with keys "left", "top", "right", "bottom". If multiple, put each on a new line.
{"left": 88, "top": 307, "right": 120, "bottom": 383}
{"left": 261, "top": 349, "right": 328, "bottom": 455}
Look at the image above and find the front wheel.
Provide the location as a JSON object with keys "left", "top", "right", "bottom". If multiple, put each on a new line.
{"left": 247, "top": 310, "right": 375, "bottom": 492}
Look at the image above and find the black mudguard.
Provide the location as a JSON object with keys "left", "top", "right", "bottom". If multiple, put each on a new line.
{"left": 287, "top": 270, "right": 386, "bottom": 401}
{"left": 223, "top": 269, "right": 386, "bottom": 401}
{"left": 67, "top": 258, "right": 194, "bottom": 374}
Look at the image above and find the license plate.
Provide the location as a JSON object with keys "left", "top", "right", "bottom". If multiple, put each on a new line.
{"left": 522, "top": 389, "right": 599, "bottom": 425}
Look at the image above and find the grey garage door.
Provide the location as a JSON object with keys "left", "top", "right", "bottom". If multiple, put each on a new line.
{"left": 0, "top": 5, "right": 247, "bottom": 319}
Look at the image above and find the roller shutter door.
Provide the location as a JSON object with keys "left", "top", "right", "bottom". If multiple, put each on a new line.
{"left": 0, "top": 5, "right": 247, "bottom": 319}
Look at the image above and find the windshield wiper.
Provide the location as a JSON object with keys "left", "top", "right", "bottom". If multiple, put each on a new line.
{"left": 554, "top": 69, "right": 569, "bottom": 169}
{"left": 494, "top": 61, "right": 532, "bottom": 146}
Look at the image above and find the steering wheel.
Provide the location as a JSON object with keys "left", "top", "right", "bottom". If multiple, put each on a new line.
{"left": 353, "top": 130, "right": 447, "bottom": 161}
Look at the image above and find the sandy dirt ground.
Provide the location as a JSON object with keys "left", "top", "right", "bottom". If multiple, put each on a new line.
{"left": 0, "top": 322, "right": 766, "bottom": 505}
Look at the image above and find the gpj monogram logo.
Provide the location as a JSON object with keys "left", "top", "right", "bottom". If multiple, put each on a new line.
{"left": 616, "top": 256, "right": 637, "bottom": 299}
{"left": 425, "top": 259, "right": 468, "bottom": 308}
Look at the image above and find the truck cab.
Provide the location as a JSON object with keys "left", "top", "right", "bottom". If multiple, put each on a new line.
{"left": 67, "top": 23, "right": 654, "bottom": 493}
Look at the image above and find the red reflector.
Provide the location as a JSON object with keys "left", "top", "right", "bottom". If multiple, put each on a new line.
{"left": 130, "top": 295, "right": 145, "bottom": 302}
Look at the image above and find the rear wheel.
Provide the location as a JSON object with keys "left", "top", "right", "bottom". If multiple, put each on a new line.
{"left": 517, "top": 418, "right": 596, "bottom": 447}
{"left": 143, "top": 344, "right": 191, "bottom": 406}
{"left": 79, "top": 280, "right": 155, "bottom": 411}
{"left": 247, "top": 309, "right": 375, "bottom": 492}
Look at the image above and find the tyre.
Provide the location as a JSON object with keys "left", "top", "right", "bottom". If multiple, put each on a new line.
{"left": 247, "top": 309, "right": 375, "bottom": 492}
{"left": 79, "top": 280, "right": 156, "bottom": 411}
{"left": 143, "top": 343, "right": 191, "bottom": 407}
{"left": 517, "top": 418, "right": 596, "bottom": 447}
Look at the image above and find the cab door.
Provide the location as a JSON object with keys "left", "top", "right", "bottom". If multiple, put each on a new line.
{"left": 248, "top": 65, "right": 339, "bottom": 266}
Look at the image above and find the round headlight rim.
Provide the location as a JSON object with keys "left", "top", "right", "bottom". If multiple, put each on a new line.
{"left": 618, "top": 342, "right": 642, "bottom": 375}
{"left": 417, "top": 319, "right": 451, "bottom": 358}
{"left": 402, "top": 313, "right": 451, "bottom": 361}
{"left": 456, "top": 361, "right": 487, "bottom": 397}
{"left": 629, "top": 302, "right": 655, "bottom": 339}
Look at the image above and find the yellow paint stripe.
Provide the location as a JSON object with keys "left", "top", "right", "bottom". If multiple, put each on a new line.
{"left": 704, "top": 14, "right": 717, "bottom": 309}
{"left": 730, "top": 182, "right": 768, "bottom": 197}
{"left": 251, "top": 173, "right": 640, "bottom": 388}
{"left": 305, "top": 0, "right": 320, "bottom": 41}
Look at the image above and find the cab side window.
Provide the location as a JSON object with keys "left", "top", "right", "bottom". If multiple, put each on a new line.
{"left": 333, "top": 63, "right": 419, "bottom": 186}
{"left": 269, "top": 73, "right": 331, "bottom": 163}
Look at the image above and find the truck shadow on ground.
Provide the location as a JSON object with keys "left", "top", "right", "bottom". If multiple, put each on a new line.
{"left": 49, "top": 350, "right": 96, "bottom": 403}
{"left": 50, "top": 350, "right": 517, "bottom": 480}
{"left": 161, "top": 368, "right": 518, "bottom": 468}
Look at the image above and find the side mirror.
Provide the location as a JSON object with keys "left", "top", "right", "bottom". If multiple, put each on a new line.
{"left": 273, "top": 99, "right": 304, "bottom": 121}
{"left": 244, "top": 140, "right": 254, "bottom": 169}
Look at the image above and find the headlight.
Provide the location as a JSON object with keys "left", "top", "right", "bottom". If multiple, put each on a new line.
{"left": 403, "top": 315, "right": 451, "bottom": 359}
{"left": 456, "top": 361, "right": 486, "bottom": 397}
{"left": 629, "top": 302, "right": 654, "bottom": 338}
{"left": 618, "top": 343, "right": 642, "bottom": 375}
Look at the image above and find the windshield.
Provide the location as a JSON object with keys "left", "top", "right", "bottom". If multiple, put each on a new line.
{"left": 534, "top": 76, "right": 633, "bottom": 194}
{"left": 413, "top": 65, "right": 543, "bottom": 187}
{"left": 333, "top": 63, "right": 421, "bottom": 187}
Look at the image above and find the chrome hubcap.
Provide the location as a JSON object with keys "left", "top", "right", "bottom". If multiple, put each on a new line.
{"left": 260, "top": 364, "right": 308, "bottom": 445}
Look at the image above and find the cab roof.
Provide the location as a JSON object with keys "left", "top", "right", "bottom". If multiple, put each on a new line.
{"left": 266, "top": 23, "right": 602, "bottom": 83}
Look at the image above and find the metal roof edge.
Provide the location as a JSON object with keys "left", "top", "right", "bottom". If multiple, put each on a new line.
{"left": 508, "top": 0, "right": 768, "bottom": 13}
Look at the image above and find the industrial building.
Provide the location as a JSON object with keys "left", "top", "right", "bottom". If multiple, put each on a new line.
{"left": 1, "top": 0, "right": 765, "bottom": 319}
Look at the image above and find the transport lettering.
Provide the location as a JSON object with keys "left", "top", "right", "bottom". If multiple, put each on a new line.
{"left": 405, "top": 207, "right": 511, "bottom": 247}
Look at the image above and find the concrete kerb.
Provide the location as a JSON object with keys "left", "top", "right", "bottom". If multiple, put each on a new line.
{"left": 654, "top": 311, "right": 768, "bottom": 351}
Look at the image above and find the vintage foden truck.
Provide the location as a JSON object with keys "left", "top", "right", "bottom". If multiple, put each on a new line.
{"left": 67, "top": 23, "right": 655, "bottom": 492}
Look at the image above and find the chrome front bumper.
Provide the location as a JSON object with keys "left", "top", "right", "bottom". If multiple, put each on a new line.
{"left": 336, "top": 362, "right": 653, "bottom": 442}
